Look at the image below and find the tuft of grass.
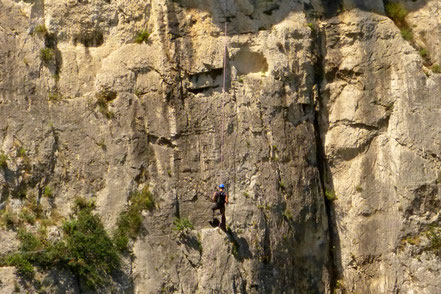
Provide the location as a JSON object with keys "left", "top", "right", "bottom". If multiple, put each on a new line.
{"left": 19, "top": 208, "right": 36, "bottom": 225}
{"left": 17, "top": 147, "right": 26, "bottom": 158}
{"left": 40, "top": 48, "right": 55, "bottom": 63}
{"left": 279, "top": 180, "right": 286, "bottom": 189}
{"left": 385, "top": 2, "right": 408, "bottom": 26}
{"left": 4, "top": 253, "right": 35, "bottom": 279}
{"left": 73, "top": 196, "right": 95, "bottom": 213}
{"left": 48, "top": 92, "right": 64, "bottom": 102}
{"left": 307, "top": 22, "right": 316, "bottom": 31}
{"left": 426, "top": 226, "right": 441, "bottom": 257}
{"left": 34, "top": 24, "right": 47, "bottom": 36}
{"left": 431, "top": 64, "right": 441, "bottom": 74}
{"left": 282, "top": 209, "right": 293, "bottom": 220}
{"left": 43, "top": 186, "right": 53, "bottom": 198}
{"left": 243, "top": 191, "right": 249, "bottom": 198}
{"left": 325, "top": 189, "right": 337, "bottom": 201}
{"left": 134, "top": 31, "right": 150, "bottom": 44}
{"left": 172, "top": 217, "right": 194, "bottom": 232}
{"left": 0, "top": 152, "right": 8, "bottom": 168}
{"left": 419, "top": 48, "right": 429, "bottom": 58}
{"left": 96, "top": 91, "right": 116, "bottom": 119}
{"left": 355, "top": 185, "right": 363, "bottom": 193}
{"left": 0, "top": 207, "right": 19, "bottom": 229}
{"left": 400, "top": 28, "right": 413, "bottom": 41}
{"left": 113, "top": 186, "right": 154, "bottom": 251}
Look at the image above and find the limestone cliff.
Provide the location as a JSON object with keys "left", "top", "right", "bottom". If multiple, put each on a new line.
{"left": 0, "top": 0, "right": 440, "bottom": 293}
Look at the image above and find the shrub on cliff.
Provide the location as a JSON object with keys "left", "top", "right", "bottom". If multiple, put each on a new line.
{"left": 113, "top": 186, "right": 155, "bottom": 251}
{"left": 1, "top": 197, "right": 120, "bottom": 290}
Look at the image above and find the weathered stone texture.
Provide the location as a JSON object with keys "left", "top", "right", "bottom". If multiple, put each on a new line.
{"left": 1, "top": 0, "right": 441, "bottom": 293}
{"left": 320, "top": 9, "right": 441, "bottom": 294}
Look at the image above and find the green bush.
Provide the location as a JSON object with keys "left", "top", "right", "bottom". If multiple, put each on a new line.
{"left": 134, "top": 31, "right": 150, "bottom": 44}
{"left": 2, "top": 199, "right": 122, "bottom": 290}
{"left": 40, "top": 48, "right": 54, "bottom": 63}
{"left": 432, "top": 64, "right": 441, "bottom": 73}
{"left": 385, "top": 2, "right": 408, "bottom": 26}
{"left": 5, "top": 254, "right": 35, "bottom": 278}
{"left": 113, "top": 186, "right": 154, "bottom": 251}
{"left": 63, "top": 207, "right": 120, "bottom": 289}
{"left": 0, "top": 152, "right": 8, "bottom": 168}
{"left": 172, "top": 217, "right": 194, "bottom": 232}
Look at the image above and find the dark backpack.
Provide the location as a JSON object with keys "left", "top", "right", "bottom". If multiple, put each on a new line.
{"left": 215, "top": 191, "right": 226, "bottom": 205}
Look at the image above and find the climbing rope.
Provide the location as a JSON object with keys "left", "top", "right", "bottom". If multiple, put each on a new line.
{"left": 220, "top": 6, "right": 228, "bottom": 185}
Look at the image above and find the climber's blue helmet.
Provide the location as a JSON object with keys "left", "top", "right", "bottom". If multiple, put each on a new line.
{"left": 219, "top": 184, "right": 225, "bottom": 189}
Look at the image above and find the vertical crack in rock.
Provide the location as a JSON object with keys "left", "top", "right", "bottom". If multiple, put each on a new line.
{"left": 310, "top": 17, "right": 340, "bottom": 293}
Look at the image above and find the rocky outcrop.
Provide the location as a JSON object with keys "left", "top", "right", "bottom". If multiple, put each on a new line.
{"left": 0, "top": 0, "right": 440, "bottom": 293}
{"left": 1, "top": 0, "right": 329, "bottom": 293}
{"left": 320, "top": 7, "right": 441, "bottom": 293}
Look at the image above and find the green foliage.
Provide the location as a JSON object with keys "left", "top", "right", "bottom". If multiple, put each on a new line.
{"left": 307, "top": 22, "right": 316, "bottom": 31}
{"left": 43, "top": 186, "right": 53, "bottom": 198}
{"left": 2, "top": 204, "right": 120, "bottom": 289}
{"left": 325, "top": 189, "right": 337, "bottom": 201}
{"left": 355, "top": 185, "right": 363, "bottom": 193}
{"left": 39, "top": 48, "right": 55, "bottom": 63}
{"left": 113, "top": 187, "right": 154, "bottom": 251}
{"left": 73, "top": 196, "right": 96, "bottom": 212}
{"left": 432, "top": 64, "right": 441, "bottom": 73}
{"left": 34, "top": 24, "right": 47, "bottom": 36}
{"left": 385, "top": 2, "right": 408, "bottom": 26}
{"left": 419, "top": 48, "right": 429, "bottom": 58}
{"left": 282, "top": 209, "right": 293, "bottom": 220}
{"left": 0, "top": 152, "right": 8, "bottom": 168}
{"left": 5, "top": 254, "right": 35, "bottom": 278}
{"left": 62, "top": 207, "right": 120, "bottom": 289}
{"left": 243, "top": 191, "right": 249, "bottom": 198}
{"left": 134, "top": 31, "right": 150, "bottom": 44}
{"left": 1, "top": 208, "right": 19, "bottom": 229}
{"left": 279, "top": 180, "right": 286, "bottom": 189}
{"left": 400, "top": 28, "right": 413, "bottom": 41}
{"left": 426, "top": 226, "right": 441, "bottom": 257}
{"left": 17, "top": 147, "right": 26, "bottom": 158}
{"left": 19, "top": 208, "right": 36, "bottom": 225}
{"left": 48, "top": 92, "right": 64, "bottom": 102}
{"left": 172, "top": 217, "right": 194, "bottom": 232}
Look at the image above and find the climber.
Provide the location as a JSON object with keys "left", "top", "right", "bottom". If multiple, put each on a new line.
{"left": 211, "top": 184, "right": 228, "bottom": 227}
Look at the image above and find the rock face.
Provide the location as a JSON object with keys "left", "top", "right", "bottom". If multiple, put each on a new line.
{"left": 320, "top": 6, "right": 441, "bottom": 294}
{"left": 0, "top": 0, "right": 440, "bottom": 293}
